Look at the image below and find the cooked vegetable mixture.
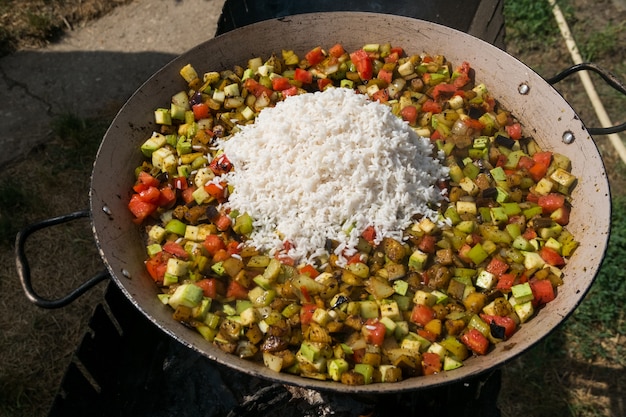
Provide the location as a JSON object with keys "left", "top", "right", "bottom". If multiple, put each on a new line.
{"left": 129, "top": 43, "right": 579, "bottom": 384}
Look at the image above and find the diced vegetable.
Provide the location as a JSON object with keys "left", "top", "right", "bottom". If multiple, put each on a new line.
{"left": 130, "top": 42, "right": 579, "bottom": 386}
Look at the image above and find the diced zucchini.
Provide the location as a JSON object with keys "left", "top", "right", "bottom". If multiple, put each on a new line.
{"left": 443, "top": 355, "right": 464, "bottom": 371}
{"left": 413, "top": 290, "right": 437, "bottom": 307}
{"left": 166, "top": 258, "right": 188, "bottom": 277}
{"left": 408, "top": 249, "right": 429, "bottom": 271}
{"left": 475, "top": 270, "right": 496, "bottom": 290}
{"left": 328, "top": 358, "right": 349, "bottom": 381}
{"left": 511, "top": 282, "right": 534, "bottom": 304}
{"left": 169, "top": 283, "right": 203, "bottom": 309}
{"left": 514, "top": 301, "right": 535, "bottom": 323}
{"left": 380, "top": 300, "right": 402, "bottom": 321}
{"left": 141, "top": 132, "right": 167, "bottom": 157}
{"left": 148, "top": 225, "right": 166, "bottom": 243}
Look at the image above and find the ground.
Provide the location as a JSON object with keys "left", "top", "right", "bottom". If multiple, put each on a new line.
{"left": 0, "top": 0, "right": 625, "bottom": 416}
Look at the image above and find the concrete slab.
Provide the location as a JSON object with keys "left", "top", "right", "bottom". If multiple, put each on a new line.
{"left": 0, "top": 0, "right": 225, "bottom": 167}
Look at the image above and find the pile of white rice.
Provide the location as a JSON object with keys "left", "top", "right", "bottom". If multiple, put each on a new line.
{"left": 216, "top": 88, "right": 449, "bottom": 265}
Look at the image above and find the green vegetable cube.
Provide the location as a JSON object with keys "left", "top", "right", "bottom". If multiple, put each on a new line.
{"left": 511, "top": 282, "right": 534, "bottom": 304}
{"left": 354, "top": 363, "right": 374, "bottom": 384}
{"left": 380, "top": 300, "right": 402, "bottom": 321}
{"left": 475, "top": 270, "right": 496, "bottom": 290}
{"left": 408, "top": 249, "right": 429, "bottom": 271}
{"left": 328, "top": 358, "right": 350, "bottom": 381}
{"left": 514, "top": 301, "right": 535, "bottom": 323}
{"left": 168, "top": 283, "right": 203, "bottom": 309}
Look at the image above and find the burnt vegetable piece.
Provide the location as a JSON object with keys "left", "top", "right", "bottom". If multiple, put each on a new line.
{"left": 129, "top": 42, "right": 579, "bottom": 385}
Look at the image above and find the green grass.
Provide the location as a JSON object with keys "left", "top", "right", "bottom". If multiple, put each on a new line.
{"left": 577, "top": 22, "right": 622, "bottom": 62}
{"left": 503, "top": 0, "right": 565, "bottom": 49}
{"left": 563, "top": 196, "right": 626, "bottom": 363}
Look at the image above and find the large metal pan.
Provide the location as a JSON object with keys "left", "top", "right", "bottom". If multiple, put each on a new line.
{"left": 17, "top": 13, "right": 613, "bottom": 393}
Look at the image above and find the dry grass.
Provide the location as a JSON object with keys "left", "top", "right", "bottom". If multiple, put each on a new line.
{"left": 0, "top": 0, "right": 132, "bottom": 56}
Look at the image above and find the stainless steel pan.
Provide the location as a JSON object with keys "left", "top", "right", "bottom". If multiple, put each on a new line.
{"left": 17, "top": 12, "right": 614, "bottom": 393}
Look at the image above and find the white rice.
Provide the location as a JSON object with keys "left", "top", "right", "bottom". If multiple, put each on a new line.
{"left": 216, "top": 87, "right": 448, "bottom": 266}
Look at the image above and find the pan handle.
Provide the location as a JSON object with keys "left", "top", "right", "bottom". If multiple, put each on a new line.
{"left": 15, "top": 209, "right": 110, "bottom": 309}
{"left": 546, "top": 62, "right": 626, "bottom": 135}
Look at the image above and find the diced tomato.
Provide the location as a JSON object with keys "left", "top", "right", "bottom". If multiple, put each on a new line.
{"left": 300, "top": 303, "right": 317, "bottom": 326}
{"left": 400, "top": 105, "right": 418, "bottom": 125}
{"left": 517, "top": 155, "right": 535, "bottom": 170}
{"left": 495, "top": 153, "right": 508, "bottom": 167}
{"left": 551, "top": 205, "right": 571, "bottom": 226}
{"left": 209, "top": 154, "right": 233, "bottom": 175}
{"left": 271, "top": 76, "right": 292, "bottom": 91}
{"left": 384, "top": 51, "right": 400, "bottom": 63}
{"left": 421, "top": 99, "right": 442, "bottom": 114}
{"left": 317, "top": 78, "right": 333, "bottom": 91}
{"left": 432, "top": 83, "right": 457, "bottom": 100}
{"left": 329, "top": 43, "right": 345, "bottom": 58}
{"left": 226, "top": 280, "right": 248, "bottom": 300}
{"left": 243, "top": 78, "right": 273, "bottom": 98}
{"left": 204, "top": 182, "right": 227, "bottom": 203}
{"left": 345, "top": 253, "right": 363, "bottom": 265}
{"left": 422, "top": 352, "right": 442, "bottom": 375}
{"left": 192, "top": 102, "right": 210, "bottom": 120}
{"left": 352, "top": 348, "right": 366, "bottom": 364}
{"left": 418, "top": 234, "right": 437, "bottom": 254}
{"left": 212, "top": 249, "right": 230, "bottom": 263}
{"left": 298, "top": 264, "right": 320, "bottom": 278}
{"left": 138, "top": 186, "right": 161, "bottom": 204}
{"left": 194, "top": 278, "right": 221, "bottom": 299}
{"left": 163, "top": 241, "right": 189, "bottom": 259}
{"left": 203, "top": 234, "right": 226, "bottom": 256}
{"left": 522, "top": 227, "right": 537, "bottom": 240}
{"left": 430, "top": 130, "right": 442, "bottom": 141}
{"left": 528, "top": 151, "right": 552, "bottom": 182}
{"left": 539, "top": 246, "right": 565, "bottom": 266}
{"left": 361, "top": 225, "right": 376, "bottom": 244}
{"left": 371, "top": 89, "right": 389, "bottom": 103}
{"left": 349, "top": 49, "right": 373, "bottom": 80}
{"left": 134, "top": 171, "right": 160, "bottom": 192}
{"left": 377, "top": 68, "right": 393, "bottom": 84}
{"left": 531, "top": 146, "right": 548, "bottom": 167}
{"left": 128, "top": 194, "right": 157, "bottom": 223}
{"left": 480, "top": 314, "right": 517, "bottom": 339}
{"left": 528, "top": 163, "right": 548, "bottom": 182}
{"left": 486, "top": 256, "right": 509, "bottom": 276}
{"left": 226, "top": 240, "right": 241, "bottom": 256}
{"left": 463, "top": 118, "right": 484, "bottom": 130}
{"left": 505, "top": 122, "right": 523, "bottom": 140}
{"left": 157, "top": 186, "right": 176, "bottom": 208}
{"left": 214, "top": 213, "right": 232, "bottom": 231}
{"left": 496, "top": 273, "right": 516, "bottom": 291}
{"left": 452, "top": 61, "right": 471, "bottom": 88}
{"left": 461, "top": 328, "right": 490, "bottom": 355}
{"left": 145, "top": 251, "right": 169, "bottom": 283}
{"left": 417, "top": 328, "right": 437, "bottom": 343}
{"left": 410, "top": 304, "right": 435, "bottom": 327}
{"left": 282, "top": 85, "right": 299, "bottom": 97}
{"left": 530, "top": 278, "right": 556, "bottom": 305}
{"left": 537, "top": 193, "right": 565, "bottom": 214}
{"left": 362, "top": 318, "right": 386, "bottom": 346}
{"left": 294, "top": 68, "right": 313, "bottom": 84}
{"left": 181, "top": 186, "right": 196, "bottom": 204}
{"left": 305, "top": 46, "right": 325, "bottom": 66}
